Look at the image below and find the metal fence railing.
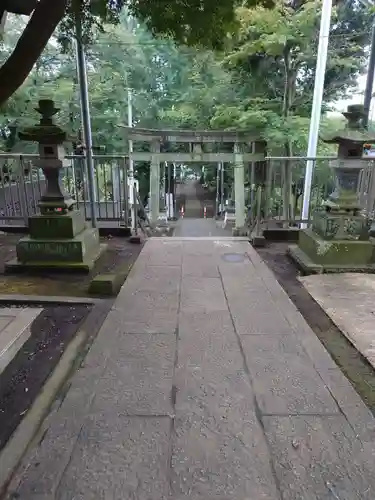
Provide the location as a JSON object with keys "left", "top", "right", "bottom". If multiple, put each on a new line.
{"left": 251, "top": 156, "right": 375, "bottom": 231}
{"left": 0, "top": 154, "right": 373, "bottom": 230}
{"left": 63, "top": 155, "right": 129, "bottom": 223}
{"left": 0, "top": 154, "right": 130, "bottom": 226}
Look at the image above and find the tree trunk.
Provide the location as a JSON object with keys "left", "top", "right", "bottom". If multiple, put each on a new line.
{"left": 281, "top": 44, "right": 296, "bottom": 226}
{"left": 0, "top": 0, "right": 68, "bottom": 106}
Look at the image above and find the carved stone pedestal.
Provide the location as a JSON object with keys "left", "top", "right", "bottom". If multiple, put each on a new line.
{"left": 6, "top": 212, "right": 106, "bottom": 273}
{"left": 289, "top": 206, "right": 375, "bottom": 273}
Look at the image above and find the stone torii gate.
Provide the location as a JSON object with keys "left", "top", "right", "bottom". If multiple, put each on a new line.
{"left": 121, "top": 127, "right": 266, "bottom": 229}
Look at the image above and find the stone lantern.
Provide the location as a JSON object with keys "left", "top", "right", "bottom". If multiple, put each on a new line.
{"left": 5, "top": 99, "right": 105, "bottom": 273}
{"left": 323, "top": 104, "right": 373, "bottom": 215}
{"left": 18, "top": 100, "right": 74, "bottom": 213}
{"left": 288, "top": 104, "right": 375, "bottom": 273}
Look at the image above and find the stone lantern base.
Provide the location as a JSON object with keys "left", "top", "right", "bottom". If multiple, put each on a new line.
{"left": 288, "top": 229, "right": 375, "bottom": 274}
{"left": 288, "top": 208, "right": 375, "bottom": 273}
{"left": 5, "top": 211, "right": 106, "bottom": 273}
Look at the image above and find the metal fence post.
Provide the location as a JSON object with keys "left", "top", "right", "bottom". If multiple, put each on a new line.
{"left": 121, "top": 156, "right": 129, "bottom": 227}
{"left": 133, "top": 183, "right": 138, "bottom": 235}
{"left": 255, "top": 184, "right": 262, "bottom": 238}
{"left": 18, "top": 157, "right": 29, "bottom": 226}
{"left": 220, "top": 162, "right": 224, "bottom": 214}
{"left": 215, "top": 162, "right": 220, "bottom": 217}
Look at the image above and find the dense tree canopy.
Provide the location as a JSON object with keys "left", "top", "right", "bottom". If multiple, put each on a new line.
{"left": 0, "top": 0, "right": 276, "bottom": 105}
{"left": 1, "top": 1, "right": 371, "bottom": 151}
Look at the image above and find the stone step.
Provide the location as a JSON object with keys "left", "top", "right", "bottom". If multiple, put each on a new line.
{"left": 0, "top": 308, "right": 42, "bottom": 375}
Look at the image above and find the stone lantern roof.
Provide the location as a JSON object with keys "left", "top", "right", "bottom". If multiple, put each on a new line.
{"left": 321, "top": 104, "right": 375, "bottom": 146}
{"left": 18, "top": 99, "right": 71, "bottom": 145}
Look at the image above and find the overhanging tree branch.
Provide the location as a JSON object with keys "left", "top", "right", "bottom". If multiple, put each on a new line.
{"left": 0, "top": 0, "right": 68, "bottom": 106}
{"left": 3, "top": 0, "right": 39, "bottom": 16}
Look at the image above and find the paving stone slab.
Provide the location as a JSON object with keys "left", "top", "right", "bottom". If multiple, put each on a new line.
{"left": 125, "top": 265, "right": 181, "bottom": 294}
{"left": 111, "top": 290, "right": 179, "bottom": 334}
{"left": 263, "top": 414, "right": 375, "bottom": 500}
{"left": 229, "top": 304, "right": 292, "bottom": 335}
{"left": 55, "top": 415, "right": 171, "bottom": 500}
{"left": 180, "top": 276, "right": 228, "bottom": 313}
{"left": 176, "top": 331, "right": 244, "bottom": 380}
{"left": 220, "top": 272, "right": 270, "bottom": 298}
{"left": 182, "top": 240, "right": 224, "bottom": 256}
{"left": 91, "top": 334, "right": 175, "bottom": 416}
{"left": 241, "top": 334, "right": 339, "bottom": 415}
{"left": 178, "top": 310, "right": 235, "bottom": 337}
{"left": 100, "top": 307, "right": 178, "bottom": 336}
{"left": 114, "top": 289, "right": 180, "bottom": 313}
{"left": 174, "top": 362, "right": 253, "bottom": 412}
{"left": 176, "top": 311, "right": 250, "bottom": 408}
{"left": 220, "top": 266, "right": 293, "bottom": 335}
{"left": 114, "top": 315, "right": 178, "bottom": 335}
{"left": 182, "top": 255, "right": 220, "bottom": 278}
{"left": 220, "top": 272, "right": 269, "bottom": 294}
{"left": 139, "top": 243, "right": 183, "bottom": 267}
{"left": 171, "top": 397, "right": 280, "bottom": 500}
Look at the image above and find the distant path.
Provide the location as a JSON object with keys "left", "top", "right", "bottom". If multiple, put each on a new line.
{"left": 176, "top": 180, "right": 216, "bottom": 219}
{"left": 174, "top": 180, "right": 230, "bottom": 237}
{"left": 173, "top": 218, "right": 232, "bottom": 237}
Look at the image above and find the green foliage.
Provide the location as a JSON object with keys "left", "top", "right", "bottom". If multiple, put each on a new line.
{"left": 215, "top": 0, "right": 372, "bottom": 154}
{"left": 0, "top": 0, "right": 371, "bottom": 197}
{"left": 126, "top": 0, "right": 275, "bottom": 50}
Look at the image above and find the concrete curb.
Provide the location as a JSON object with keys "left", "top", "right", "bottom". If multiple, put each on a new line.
{"left": 0, "top": 299, "right": 113, "bottom": 497}
{"left": 0, "top": 294, "right": 104, "bottom": 305}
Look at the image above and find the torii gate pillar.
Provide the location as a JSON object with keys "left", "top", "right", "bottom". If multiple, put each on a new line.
{"left": 234, "top": 143, "right": 245, "bottom": 229}
{"left": 150, "top": 140, "right": 160, "bottom": 223}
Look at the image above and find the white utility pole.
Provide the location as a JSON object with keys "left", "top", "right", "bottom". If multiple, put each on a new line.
{"left": 127, "top": 87, "right": 136, "bottom": 232}
{"left": 359, "top": 0, "right": 375, "bottom": 127}
{"left": 301, "top": 0, "right": 333, "bottom": 227}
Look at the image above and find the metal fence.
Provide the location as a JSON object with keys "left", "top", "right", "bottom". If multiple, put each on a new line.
{"left": 251, "top": 156, "right": 375, "bottom": 230}
{"left": 0, "top": 153, "right": 374, "bottom": 230}
{"left": 0, "top": 154, "right": 130, "bottom": 226}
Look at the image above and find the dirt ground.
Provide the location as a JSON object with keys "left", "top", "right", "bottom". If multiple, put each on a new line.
{"left": 0, "top": 233, "right": 143, "bottom": 297}
{"left": 0, "top": 304, "right": 91, "bottom": 452}
{"left": 257, "top": 242, "right": 375, "bottom": 416}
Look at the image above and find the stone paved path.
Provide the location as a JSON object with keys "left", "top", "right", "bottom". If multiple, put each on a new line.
{"left": 6, "top": 238, "right": 375, "bottom": 499}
